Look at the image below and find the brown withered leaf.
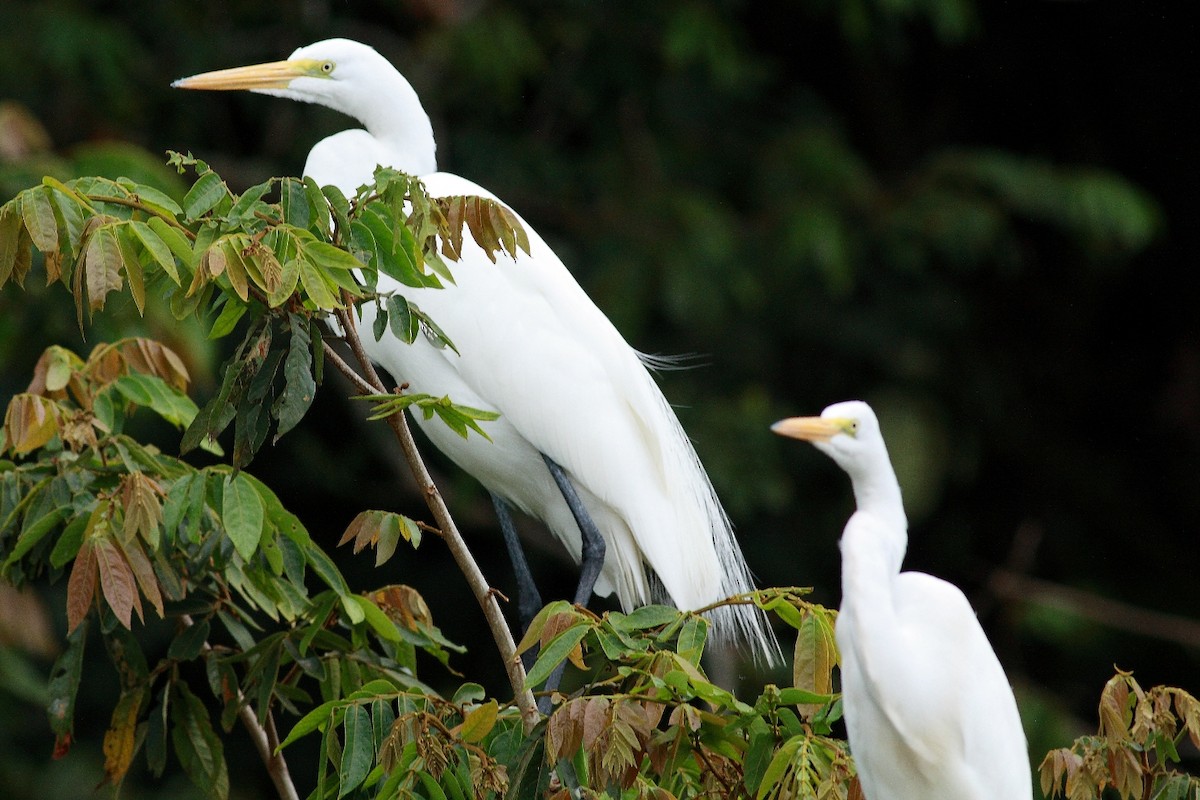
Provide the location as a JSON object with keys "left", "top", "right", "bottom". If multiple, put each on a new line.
{"left": 66, "top": 536, "right": 98, "bottom": 633}
{"left": 367, "top": 585, "right": 433, "bottom": 632}
{"left": 120, "top": 338, "right": 190, "bottom": 390}
{"left": 3, "top": 392, "right": 61, "bottom": 454}
{"left": 86, "top": 342, "right": 125, "bottom": 387}
{"left": 59, "top": 408, "right": 100, "bottom": 452}
{"left": 85, "top": 225, "right": 124, "bottom": 315}
{"left": 102, "top": 689, "right": 143, "bottom": 787}
{"left": 120, "top": 471, "right": 164, "bottom": 549}
{"left": 1098, "top": 672, "right": 1132, "bottom": 740}
{"left": 458, "top": 700, "right": 498, "bottom": 745}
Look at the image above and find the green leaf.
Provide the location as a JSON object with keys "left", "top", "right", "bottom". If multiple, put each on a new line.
{"left": 50, "top": 513, "right": 89, "bottom": 568}
{"left": 183, "top": 172, "right": 227, "bottom": 219}
{"left": 676, "top": 616, "right": 709, "bottom": 666}
{"left": 147, "top": 216, "right": 193, "bottom": 268}
{"left": 21, "top": 186, "right": 59, "bottom": 253}
{"left": 171, "top": 682, "right": 229, "bottom": 800}
{"left": 742, "top": 722, "right": 775, "bottom": 795}
{"left": 615, "top": 604, "right": 681, "bottom": 631}
{"left": 169, "top": 618, "right": 210, "bottom": 661}
{"left": 321, "top": 184, "right": 352, "bottom": 238}
{"left": 278, "top": 700, "right": 337, "bottom": 750}
{"left": 525, "top": 622, "right": 592, "bottom": 689}
{"left": 0, "top": 204, "right": 25, "bottom": 288}
{"left": 112, "top": 373, "right": 200, "bottom": 429}
{"left": 303, "top": 177, "right": 331, "bottom": 238}
{"left": 281, "top": 178, "right": 310, "bottom": 228}
{"left": 46, "top": 621, "right": 87, "bottom": 755}
{"left": 460, "top": 700, "right": 499, "bottom": 744}
{"left": 2, "top": 506, "right": 66, "bottom": 569}
{"left": 273, "top": 314, "right": 317, "bottom": 441}
{"left": 117, "top": 227, "right": 146, "bottom": 314}
{"left": 298, "top": 258, "right": 340, "bottom": 309}
{"left": 304, "top": 239, "right": 365, "bottom": 272}
{"left": 229, "top": 179, "right": 274, "bottom": 221}
{"left": 129, "top": 220, "right": 181, "bottom": 284}
{"left": 338, "top": 704, "right": 373, "bottom": 797}
{"left": 130, "top": 184, "right": 183, "bottom": 218}
{"left": 756, "top": 735, "right": 803, "bottom": 800}
{"left": 386, "top": 294, "right": 420, "bottom": 344}
{"left": 222, "top": 473, "right": 265, "bottom": 561}
{"left": 793, "top": 606, "right": 837, "bottom": 716}
{"left": 207, "top": 299, "right": 247, "bottom": 340}
{"left": 305, "top": 541, "right": 351, "bottom": 596}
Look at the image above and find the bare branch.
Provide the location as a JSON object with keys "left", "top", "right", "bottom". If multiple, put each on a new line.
{"left": 330, "top": 308, "right": 540, "bottom": 732}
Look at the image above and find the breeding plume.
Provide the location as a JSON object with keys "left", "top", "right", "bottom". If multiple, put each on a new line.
{"left": 773, "top": 401, "right": 1030, "bottom": 799}
{"left": 175, "top": 39, "right": 779, "bottom": 663}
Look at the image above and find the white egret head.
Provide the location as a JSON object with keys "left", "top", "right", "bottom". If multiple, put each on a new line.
{"left": 772, "top": 400, "right": 883, "bottom": 468}
{"left": 173, "top": 39, "right": 393, "bottom": 120}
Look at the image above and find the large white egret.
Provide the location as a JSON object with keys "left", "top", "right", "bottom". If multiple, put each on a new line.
{"left": 174, "top": 39, "right": 779, "bottom": 663}
{"left": 772, "top": 401, "right": 1030, "bottom": 799}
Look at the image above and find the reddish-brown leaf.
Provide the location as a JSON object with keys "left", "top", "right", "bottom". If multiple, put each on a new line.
{"left": 93, "top": 534, "right": 140, "bottom": 628}
{"left": 119, "top": 537, "right": 164, "bottom": 620}
{"left": 581, "top": 696, "right": 610, "bottom": 751}
{"left": 66, "top": 537, "right": 98, "bottom": 633}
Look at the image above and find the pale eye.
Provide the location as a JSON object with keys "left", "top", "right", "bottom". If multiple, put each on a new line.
{"left": 321, "top": 61, "right": 335, "bottom": 74}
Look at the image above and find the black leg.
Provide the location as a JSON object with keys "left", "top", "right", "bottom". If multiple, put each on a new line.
{"left": 540, "top": 454, "right": 606, "bottom": 607}
{"left": 490, "top": 493, "right": 544, "bottom": 638}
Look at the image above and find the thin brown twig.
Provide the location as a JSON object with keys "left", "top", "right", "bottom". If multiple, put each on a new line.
{"left": 329, "top": 308, "right": 540, "bottom": 732}
{"left": 180, "top": 614, "right": 298, "bottom": 800}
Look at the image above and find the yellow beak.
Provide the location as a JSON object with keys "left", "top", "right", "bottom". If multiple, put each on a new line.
{"left": 172, "top": 60, "right": 309, "bottom": 91}
{"left": 771, "top": 416, "right": 847, "bottom": 442}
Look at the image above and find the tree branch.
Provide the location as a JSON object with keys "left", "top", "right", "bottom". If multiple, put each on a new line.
{"left": 181, "top": 615, "right": 298, "bottom": 800}
{"left": 328, "top": 309, "right": 540, "bottom": 732}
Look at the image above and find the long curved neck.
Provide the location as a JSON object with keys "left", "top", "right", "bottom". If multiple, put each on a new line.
{"left": 356, "top": 68, "right": 437, "bottom": 174}
{"left": 846, "top": 450, "right": 908, "bottom": 574}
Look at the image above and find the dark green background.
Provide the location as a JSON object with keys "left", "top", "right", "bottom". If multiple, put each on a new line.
{"left": 1, "top": 1, "right": 1195, "bottom": 796}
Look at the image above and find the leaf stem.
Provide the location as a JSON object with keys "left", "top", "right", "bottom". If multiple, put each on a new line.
{"left": 86, "top": 195, "right": 196, "bottom": 239}
{"left": 327, "top": 309, "right": 540, "bottom": 733}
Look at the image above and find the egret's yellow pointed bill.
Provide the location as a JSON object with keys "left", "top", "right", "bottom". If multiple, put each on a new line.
{"left": 172, "top": 60, "right": 306, "bottom": 91}
{"left": 771, "top": 416, "right": 849, "bottom": 442}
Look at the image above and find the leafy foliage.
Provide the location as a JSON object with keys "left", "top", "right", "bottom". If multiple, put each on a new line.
{"left": 0, "top": 156, "right": 528, "bottom": 468}
{"left": 1041, "top": 670, "right": 1200, "bottom": 800}
{"left": 0, "top": 339, "right": 455, "bottom": 799}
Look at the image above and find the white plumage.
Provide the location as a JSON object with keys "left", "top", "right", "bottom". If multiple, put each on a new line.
{"left": 175, "top": 39, "right": 779, "bottom": 662}
{"left": 773, "top": 401, "right": 1030, "bottom": 799}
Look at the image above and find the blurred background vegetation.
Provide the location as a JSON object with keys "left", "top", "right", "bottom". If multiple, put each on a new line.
{"left": 1, "top": 0, "right": 1194, "bottom": 797}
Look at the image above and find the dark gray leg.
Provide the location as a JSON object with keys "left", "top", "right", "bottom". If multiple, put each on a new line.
{"left": 538, "top": 454, "right": 606, "bottom": 711}
{"left": 490, "top": 493, "right": 543, "bottom": 631}
{"left": 540, "top": 454, "right": 606, "bottom": 606}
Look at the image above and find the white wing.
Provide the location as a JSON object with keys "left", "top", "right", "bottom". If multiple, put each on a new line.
{"left": 356, "top": 172, "right": 778, "bottom": 660}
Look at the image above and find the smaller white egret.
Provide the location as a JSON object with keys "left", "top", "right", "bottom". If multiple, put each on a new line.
{"left": 773, "top": 401, "right": 1030, "bottom": 799}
